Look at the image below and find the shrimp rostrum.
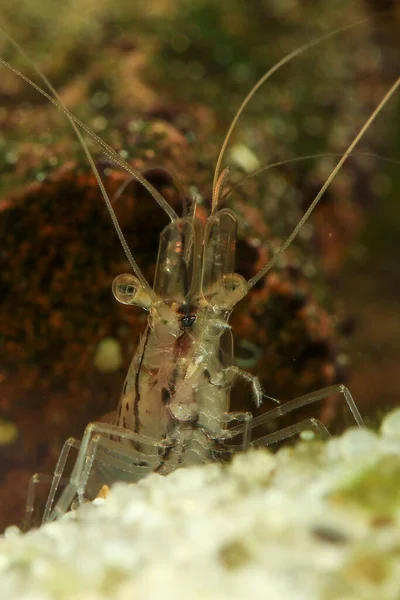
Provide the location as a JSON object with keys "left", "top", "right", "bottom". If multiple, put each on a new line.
{"left": 0, "top": 21, "right": 399, "bottom": 526}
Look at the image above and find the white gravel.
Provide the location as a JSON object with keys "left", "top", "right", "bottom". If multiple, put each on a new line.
{"left": 2, "top": 409, "right": 400, "bottom": 600}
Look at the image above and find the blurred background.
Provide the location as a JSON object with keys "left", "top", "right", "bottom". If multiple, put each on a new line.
{"left": 0, "top": 0, "right": 399, "bottom": 529}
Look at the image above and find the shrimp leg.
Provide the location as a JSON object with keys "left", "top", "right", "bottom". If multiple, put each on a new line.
{"left": 249, "top": 384, "right": 365, "bottom": 447}
{"left": 45, "top": 422, "right": 171, "bottom": 522}
{"left": 225, "top": 365, "right": 264, "bottom": 408}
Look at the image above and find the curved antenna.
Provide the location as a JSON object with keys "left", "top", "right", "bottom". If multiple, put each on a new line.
{"left": 211, "top": 167, "right": 230, "bottom": 214}
{"left": 246, "top": 76, "right": 400, "bottom": 291}
{"left": 0, "top": 31, "right": 161, "bottom": 298}
{"left": 0, "top": 35, "right": 178, "bottom": 225}
{"left": 223, "top": 152, "right": 400, "bottom": 201}
{"left": 212, "top": 13, "right": 389, "bottom": 197}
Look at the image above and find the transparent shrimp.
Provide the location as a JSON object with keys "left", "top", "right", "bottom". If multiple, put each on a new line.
{"left": 0, "top": 16, "right": 398, "bottom": 528}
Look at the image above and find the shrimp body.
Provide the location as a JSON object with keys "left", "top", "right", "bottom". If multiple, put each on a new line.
{"left": 111, "top": 209, "right": 250, "bottom": 475}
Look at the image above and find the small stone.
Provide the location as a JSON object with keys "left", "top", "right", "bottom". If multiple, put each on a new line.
{"left": 96, "top": 485, "right": 110, "bottom": 500}
{"left": 0, "top": 420, "right": 18, "bottom": 446}
{"left": 380, "top": 408, "right": 400, "bottom": 439}
{"left": 338, "top": 427, "right": 379, "bottom": 460}
{"left": 93, "top": 337, "right": 123, "bottom": 373}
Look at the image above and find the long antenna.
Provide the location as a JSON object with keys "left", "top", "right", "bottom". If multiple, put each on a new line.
{"left": 222, "top": 152, "right": 400, "bottom": 201}
{"left": 0, "top": 34, "right": 178, "bottom": 228}
{"left": 211, "top": 168, "right": 230, "bottom": 213}
{"left": 212, "top": 13, "right": 389, "bottom": 198}
{"left": 0, "top": 40, "right": 160, "bottom": 298}
{"left": 246, "top": 76, "right": 400, "bottom": 291}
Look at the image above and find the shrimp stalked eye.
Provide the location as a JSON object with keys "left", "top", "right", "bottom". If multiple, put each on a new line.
{"left": 112, "top": 273, "right": 152, "bottom": 310}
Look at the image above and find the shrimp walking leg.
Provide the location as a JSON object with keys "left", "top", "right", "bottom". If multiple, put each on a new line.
{"left": 42, "top": 437, "right": 81, "bottom": 523}
{"left": 24, "top": 437, "right": 82, "bottom": 528}
{"left": 23, "top": 474, "right": 54, "bottom": 530}
{"left": 251, "top": 418, "right": 330, "bottom": 447}
{"left": 249, "top": 384, "right": 365, "bottom": 447}
{"left": 46, "top": 422, "right": 171, "bottom": 522}
{"left": 216, "top": 410, "right": 253, "bottom": 450}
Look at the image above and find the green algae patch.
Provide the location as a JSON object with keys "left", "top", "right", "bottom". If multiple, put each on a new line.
{"left": 331, "top": 455, "right": 400, "bottom": 518}
{"left": 345, "top": 550, "right": 389, "bottom": 586}
{"left": 219, "top": 539, "right": 253, "bottom": 571}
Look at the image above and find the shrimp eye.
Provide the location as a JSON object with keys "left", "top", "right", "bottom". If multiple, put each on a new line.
{"left": 113, "top": 274, "right": 137, "bottom": 301}
{"left": 112, "top": 274, "right": 152, "bottom": 310}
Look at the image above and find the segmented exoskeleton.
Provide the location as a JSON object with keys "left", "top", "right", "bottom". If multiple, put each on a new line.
{"left": 0, "top": 16, "right": 398, "bottom": 527}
